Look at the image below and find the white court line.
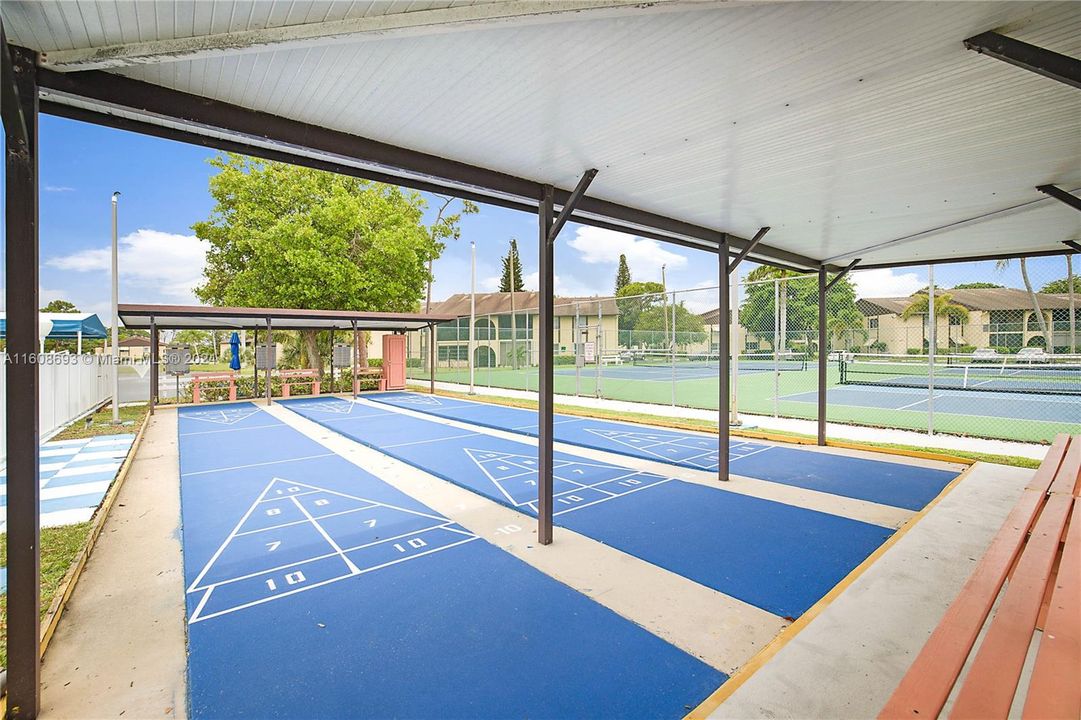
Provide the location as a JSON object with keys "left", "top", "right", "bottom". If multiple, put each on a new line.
{"left": 180, "top": 423, "right": 284, "bottom": 437}
{"left": 188, "top": 477, "right": 280, "bottom": 592}
{"left": 381, "top": 432, "right": 480, "bottom": 449}
{"left": 290, "top": 495, "right": 361, "bottom": 574}
{"left": 728, "top": 445, "right": 775, "bottom": 463}
{"left": 189, "top": 537, "right": 480, "bottom": 624}
{"left": 895, "top": 395, "right": 943, "bottom": 411}
{"left": 553, "top": 477, "right": 675, "bottom": 517}
{"left": 181, "top": 453, "right": 338, "bottom": 477}
{"left": 233, "top": 502, "right": 379, "bottom": 537}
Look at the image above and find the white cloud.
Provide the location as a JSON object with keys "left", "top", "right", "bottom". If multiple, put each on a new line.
{"left": 678, "top": 281, "right": 721, "bottom": 314}
{"left": 47, "top": 228, "right": 209, "bottom": 302}
{"left": 44, "top": 185, "right": 75, "bottom": 193}
{"left": 566, "top": 226, "right": 687, "bottom": 281}
{"left": 522, "top": 271, "right": 603, "bottom": 298}
{"left": 851, "top": 268, "right": 922, "bottom": 298}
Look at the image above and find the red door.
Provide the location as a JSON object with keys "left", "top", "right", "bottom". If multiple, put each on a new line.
{"left": 382, "top": 334, "right": 407, "bottom": 390}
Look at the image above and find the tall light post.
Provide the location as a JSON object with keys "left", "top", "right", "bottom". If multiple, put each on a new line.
{"left": 469, "top": 238, "right": 476, "bottom": 394}
{"left": 111, "top": 191, "right": 120, "bottom": 423}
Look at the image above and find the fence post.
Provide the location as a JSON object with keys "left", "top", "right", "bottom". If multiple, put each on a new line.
{"left": 817, "top": 268, "right": 827, "bottom": 445}
{"left": 928, "top": 264, "right": 935, "bottom": 436}
{"left": 718, "top": 238, "right": 731, "bottom": 482}
{"left": 731, "top": 273, "right": 740, "bottom": 425}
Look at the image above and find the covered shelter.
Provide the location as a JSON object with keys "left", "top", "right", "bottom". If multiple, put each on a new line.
{"left": 0, "top": 311, "right": 108, "bottom": 353}
{"left": 2, "top": 2, "right": 1079, "bottom": 716}
{"left": 117, "top": 303, "right": 458, "bottom": 410}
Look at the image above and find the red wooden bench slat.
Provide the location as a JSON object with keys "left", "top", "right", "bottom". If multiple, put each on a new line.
{"left": 1022, "top": 502, "right": 1081, "bottom": 720}
{"left": 878, "top": 435, "right": 1071, "bottom": 720}
{"left": 948, "top": 491, "right": 1073, "bottom": 719}
{"left": 1048, "top": 434, "right": 1081, "bottom": 497}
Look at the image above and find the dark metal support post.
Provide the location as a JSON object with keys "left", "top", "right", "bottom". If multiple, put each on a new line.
{"left": 252, "top": 328, "right": 258, "bottom": 396}
{"left": 1038, "top": 185, "right": 1081, "bottom": 213}
{"left": 537, "top": 185, "right": 555, "bottom": 544}
{"left": 149, "top": 317, "right": 158, "bottom": 414}
{"left": 4, "top": 39, "right": 41, "bottom": 720}
{"left": 817, "top": 268, "right": 827, "bottom": 446}
{"left": 964, "top": 31, "right": 1081, "bottom": 90}
{"left": 265, "top": 317, "right": 272, "bottom": 405}
{"left": 352, "top": 320, "right": 359, "bottom": 399}
{"left": 727, "top": 227, "right": 770, "bottom": 273}
{"left": 428, "top": 324, "right": 435, "bottom": 394}
{"left": 718, "top": 236, "right": 731, "bottom": 482}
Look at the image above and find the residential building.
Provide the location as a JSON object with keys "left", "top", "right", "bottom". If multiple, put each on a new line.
{"left": 857, "top": 287, "right": 1081, "bottom": 354}
{"left": 417, "top": 292, "right": 619, "bottom": 367}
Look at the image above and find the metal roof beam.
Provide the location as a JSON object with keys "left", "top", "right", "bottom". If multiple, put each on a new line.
{"left": 821, "top": 190, "right": 1081, "bottom": 265}
{"left": 1038, "top": 184, "right": 1081, "bottom": 213}
{"left": 825, "top": 258, "right": 860, "bottom": 291}
{"left": 727, "top": 226, "right": 768, "bottom": 273}
{"left": 857, "top": 245, "right": 1078, "bottom": 271}
{"left": 39, "top": 1, "right": 712, "bottom": 72}
{"left": 964, "top": 31, "right": 1081, "bottom": 90}
{"left": 34, "top": 63, "right": 824, "bottom": 272}
{"left": 1, "top": 24, "right": 28, "bottom": 144}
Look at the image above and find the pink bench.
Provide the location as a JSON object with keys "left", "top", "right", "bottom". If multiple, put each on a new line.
{"left": 191, "top": 372, "right": 237, "bottom": 403}
{"left": 279, "top": 368, "right": 321, "bottom": 398}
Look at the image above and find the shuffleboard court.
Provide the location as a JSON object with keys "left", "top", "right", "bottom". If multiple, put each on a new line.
{"left": 283, "top": 397, "right": 895, "bottom": 619}
{"left": 366, "top": 392, "right": 958, "bottom": 511}
{"left": 177, "top": 403, "right": 725, "bottom": 719}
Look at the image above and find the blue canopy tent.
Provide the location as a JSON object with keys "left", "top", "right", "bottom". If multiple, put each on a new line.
{"left": 0, "top": 312, "right": 109, "bottom": 352}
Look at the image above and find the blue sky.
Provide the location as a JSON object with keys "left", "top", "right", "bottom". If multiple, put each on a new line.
{"left": 6, "top": 115, "right": 1074, "bottom": 318}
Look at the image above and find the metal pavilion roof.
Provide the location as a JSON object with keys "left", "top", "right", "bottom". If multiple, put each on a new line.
{"left": 117, "top": 303, "right": 456, "bottom": 331}
{"left": 2, "top": 1, "right": 1079, "bottom": 270}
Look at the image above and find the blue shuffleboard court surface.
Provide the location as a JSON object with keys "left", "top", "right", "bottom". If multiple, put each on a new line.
{"left": 283, "top": 397, "right": 895, "bottom": 619}
{"left": 177, "top": 402, "right": 723, "bottom": 719}
{"left": 367, "top": 392, "right": 958, "bottom": 512}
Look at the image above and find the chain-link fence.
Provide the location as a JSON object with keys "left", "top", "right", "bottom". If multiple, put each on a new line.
{"left": 408, "top": 254, "right": 1080, "bottom": 444}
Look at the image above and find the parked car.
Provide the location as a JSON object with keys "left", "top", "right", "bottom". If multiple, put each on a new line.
{"left": 971, "top": 347, "right": 1000, "bottom": 363}
{"left": 1016, "top": 347, "right": 1050, "bottom": 363}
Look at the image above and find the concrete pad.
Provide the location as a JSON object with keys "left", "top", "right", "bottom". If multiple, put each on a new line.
{"left": 701, "top": 461, "right": 1033, "bottom": 719}
{"left": 266, "top": 403, "right": 788, "bottom": 674}
{"left": 40, "top": 411, "right": 187, "bottom": 719}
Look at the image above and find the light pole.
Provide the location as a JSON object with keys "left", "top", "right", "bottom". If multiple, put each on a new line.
{"left": 111, "top": 191, "right": 120, "bottom": 423}
{"left": 469, "top": 238, "right": 476, "bottom": 394}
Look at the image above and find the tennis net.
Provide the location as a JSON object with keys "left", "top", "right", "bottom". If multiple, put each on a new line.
{"left": 630, "top": 351, "right": 809, "bottom": 372}
{"left": 838, "top": 353, "right": 1081, "bottom": 395}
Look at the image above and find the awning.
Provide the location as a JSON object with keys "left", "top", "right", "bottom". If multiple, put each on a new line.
{"left": 117, "top": 304, "right": 457, "bottom": 331}
{"left": 0, "top": 312, "right": 109, "bottom": 339}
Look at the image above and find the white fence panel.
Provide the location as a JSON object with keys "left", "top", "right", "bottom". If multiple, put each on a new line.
{"left": 0, "top": 354, "right": 115, "bottom": 464}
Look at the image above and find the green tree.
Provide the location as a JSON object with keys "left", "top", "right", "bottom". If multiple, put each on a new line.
{"left": 425, "top": 195, "right": 479, "bottom": 312}
{"left": 615, "top": 254, "right": 631, "bottom": 296}
{"left": 41, "top": 299, "right": 78, "bottom": 313}
{"left": 996, "top": 258, "right": 1049, "bottom": 351}
{"left": 616, "top": 281, "right": 665, "bottom": 336}
{"left": 194, "top": 154, "right": 451, "bottom": 376}
{"left": 738, "top": 268, "right": 862, "bottom": 354}
{"left": 499, "top": 239, "right": 524, "bottom": 292}
{"left": 951, "top": 282, "right": 1003, "bottom": 290}
{"left": 634, "top": 303, "right": 706, "bottom": 347}
{"left": 901, "top": 291, "right": 970, "bottom": 350}
{"left": 1040, "top": 276, "right": 1081, "bottom": 294}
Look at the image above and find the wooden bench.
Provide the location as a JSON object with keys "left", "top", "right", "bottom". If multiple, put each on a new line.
{"left": 190, "top": 372, "right": 237, "bottom": 403}
{"left": 278, "top": 368, "right": 321, "bottom": 398}
{"left": 600, "top": 354, "right": 624, "bottom": 366}
{"left": 353, "top": 367, "right": 385, "bottom": 394}
{"left": 879, "top": 433, "right": 1081, "bottom": 720}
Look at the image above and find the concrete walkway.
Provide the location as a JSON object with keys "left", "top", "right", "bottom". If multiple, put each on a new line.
{"left": 703, "top": 461, "right": 1033, "bottom": 719}
{"left": 40, "top": 410, "right": 187, "bottom": 719}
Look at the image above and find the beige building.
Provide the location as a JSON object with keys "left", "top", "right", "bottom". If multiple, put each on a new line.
{"left": 418, "top": 292, "right": 619, "bottom": 367}
{"left": 858, "top": 287, "right": 1080, "bottom": 354}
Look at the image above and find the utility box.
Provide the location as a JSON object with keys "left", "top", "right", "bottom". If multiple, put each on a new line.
{"left": 332, "top": 343, "right": 352, "bottom": 369}
{"left": 256, "top": 343, "right": 277, "bottom": 370}
{"left": 164, "top": 344, "right": 191, "bottom": 375}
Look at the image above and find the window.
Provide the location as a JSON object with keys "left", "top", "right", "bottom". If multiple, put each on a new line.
{"left": 868, "top": 318, "right": 879, "bottom": 329}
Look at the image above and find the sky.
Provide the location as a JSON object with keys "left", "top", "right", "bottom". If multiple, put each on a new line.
{"left": 3, "top": 114, "right": 1074, "bottom": 319}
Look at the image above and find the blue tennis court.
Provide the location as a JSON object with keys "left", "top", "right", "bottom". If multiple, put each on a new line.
{"left": 366, "top": 392, "right": 957, "bottom": 511}
{"left": 283, "top": 396, "right": 904, "bottom": 619}
{"left": 177, "top": 402, "right": 724, "bottom": 718}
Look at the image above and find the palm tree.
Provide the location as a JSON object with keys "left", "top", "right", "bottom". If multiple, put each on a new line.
{"left": 827, "top": 307, "right": 868, "bottom": 351}
{"left": 996, "top": 258, "right": 1050, "bottom": 351}
{"left": 901, "top": 291, "right": 970, "bottom": 351}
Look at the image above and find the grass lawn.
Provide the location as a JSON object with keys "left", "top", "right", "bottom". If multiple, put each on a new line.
{"left": 190, "top": 362, "right": 235, "bottom": 372}
{"left": 423, "top": 387, "right": 1042, "bottom": 470}
{"left": 52, "top": 403, "right": 148, "bottom": 441}
{"left": 0, "top": 522, "right": 93, "bottom": 669}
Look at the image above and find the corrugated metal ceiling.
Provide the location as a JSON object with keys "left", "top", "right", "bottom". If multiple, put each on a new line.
{"left": 4, "top": 0, "right": 1079, "bottom": 267}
